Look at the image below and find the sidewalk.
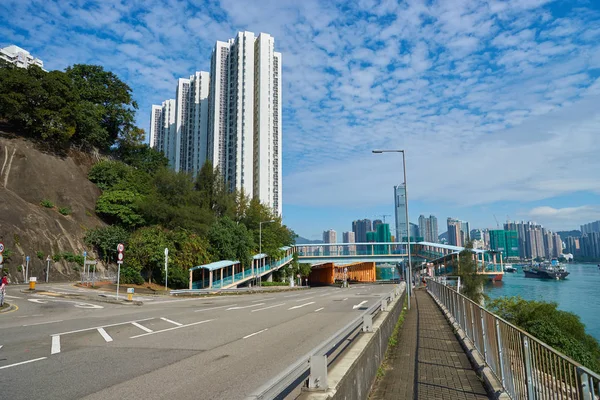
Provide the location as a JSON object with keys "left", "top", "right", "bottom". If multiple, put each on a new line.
{"left": 370, "top": 289, "right": 490, "bottom": 400}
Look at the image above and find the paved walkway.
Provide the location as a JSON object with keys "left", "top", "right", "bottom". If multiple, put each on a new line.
{"left": 370, "top": 288, "right": 490, "bottom": 400}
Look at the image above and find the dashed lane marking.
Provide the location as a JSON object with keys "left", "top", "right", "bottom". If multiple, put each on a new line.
{"left": 227, "top": 303, "right": 264, "bottom": 310}
{"left": 314, "top": 308, "right": 324, "bottom": 312}
{"left": 160, "top": 317, "right": 183, "bottom": 326}
{"left": 288, "top": 302, "right": 315, "bottom": 310}
{"left": 251, "top": 303, "right": 286, "bottom": 312}
{"left": 50, "top": 317, "right": 154, "bottom": 336}
{"left": 194, "top": 304, "right": 237, "bottom": 312}
{"left": 131, "top": 322, "right": 153, "bottom": 333}
{"left": 51, "top": 336, "right": 60, "bottom": 355}
{"left": 0, "top": 357, "right": 47, "bottom": 370}
{"left": 243, "top": 328, "right": 268, "bottom": 339}
{"left": 130, "top": 319, "right": 213, "bottom": 339}
{"left": 97, "top": 328, "right": 113, "bottom": 342}
{"left": 23, "top": 320, "right": 63, "bottom": 327}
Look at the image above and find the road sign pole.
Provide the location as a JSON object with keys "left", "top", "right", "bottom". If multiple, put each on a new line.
{"left": 116, "top": 263, "right": 121, "bottom": 300}
{"left": 46, "top": 256, "right": 51, "bottom": 283}
{"left": 92, "top": 262, "right": 95, "bottom": 287}
{"left": 82, "top": 252, "right": 87, "bottom": 285}
{"left": 164, "top": 248, "right": 169, "bottom": 291}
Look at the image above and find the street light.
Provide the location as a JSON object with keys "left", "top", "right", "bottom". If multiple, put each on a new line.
{"left": 372, "top": 149, "right": 413, "bottom": 310}
{"left": 259, "top": 220, "right": 275, "bottom": 287}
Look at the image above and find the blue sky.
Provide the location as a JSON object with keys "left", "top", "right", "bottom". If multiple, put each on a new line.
{"left": 2, "top": 0, "right": 600, "bottom": 240}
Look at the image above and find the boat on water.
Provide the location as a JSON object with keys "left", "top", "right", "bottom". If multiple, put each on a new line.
{"left": 523, "top": 259, "right": 569, "bottom": 280}
{"left": 504, "top": 264, "right": 517, "bottom": 273}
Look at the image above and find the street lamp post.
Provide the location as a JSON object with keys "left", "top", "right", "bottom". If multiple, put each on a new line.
{"left": 259, "top": 220, "right": 274, "bottom": 287}
{"left": 373, "top": 149, "right": 413, "bottom": 310}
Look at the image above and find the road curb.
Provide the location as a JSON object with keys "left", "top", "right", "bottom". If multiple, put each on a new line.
{"left": 0, "top": 302, "right": 17, "bottom": 313}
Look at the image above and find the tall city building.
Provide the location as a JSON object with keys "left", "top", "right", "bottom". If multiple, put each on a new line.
{"left": 0, "top": 45, "right": 44, "bottom": 69}
{"left": 150, "top": 31, "right": 282, "bottom": 215}
{"left": 342, "top": 231, "right": 356, "bottom": 255}
{"left": 553, "top": 233, "right": 563, "bottom": 258}
{"left": 418, "top": 215, "right": 438, "bottom": 243}
{"left": 565, "top": 237, "right": 580, "bottom": 255}
{"left": 447, "top": 218, "right": 462, "bottom": 246}
{"left": 352, "top": 219, "right": 372, "bottom": 252}
{"left": 373, "top": 219, "right": 383, "bottom": 233}
{"left": 489, "top": 230, "right": 519, "bottom": 259}
{"left": 579, "top": 232, "right": 600, "bottom": 259}
{"left": 323, "top": 229, "right": 337, "bottom": 256}
{"left": 394, "top": 184, "right": 407, "bottom": 244}
{"left": 375, "top": 223, "right": 392, "bottom": 254}
{"left": 581, "top": 220, "right": 600, "bottom": 234}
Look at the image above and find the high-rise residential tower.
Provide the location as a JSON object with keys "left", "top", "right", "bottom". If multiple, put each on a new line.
{"left": 394, "top": 184, "right": 407, "bottom": 245}
{"left": 418, "top": 214, "right": 438, "bottom": 242}
{"left": 151, "top": 31, "right": 282, "bottom": 214}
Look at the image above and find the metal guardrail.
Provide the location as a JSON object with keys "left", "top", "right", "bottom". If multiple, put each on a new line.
{"left": 247, "top": 283, "right": 404, "bottom": 399}
{"left": 427, "top": 278, "right": 600, "bottom": 400}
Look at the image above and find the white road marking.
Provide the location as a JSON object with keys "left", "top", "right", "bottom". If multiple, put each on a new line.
{"left": 288, "top": 302, "right": 315, "bottom": 310}
{"left": 0, "top": 345, "right": 3, "bottom": 350}
{"left": 295, "top": 296, "right": 314, "bottom": 302}
{"left": 131, "top": 322, "right": 153, "bottom": 333}
{"left": 97, "top": 328, "right": 113, "bottom": 342}
{"left": 283, "top": 293, "right": 302, "bottom": 298}
{"left": 227, "top": 303, "right": 264, "bottom": 310}
{"left": 147, "top": 298, "right": 208, "bottom": 305}
{"left": 353, "top": 301, "right": 368, "bottom": 310}
{"left": 343, "top": 298, "right": 348, "bottom": 301}
{"left": 194, "top": 304, "right": 237, "bottom": 312}
{"left": 0, "top": 357, "right": 47, "bottom": 370}
{"left": 51, "top": 336, "right": 61, "bottom": 354}
{"left": 23, "top": 320, "right": 63, "bottom": 327}
{"left": 17, "top": 314, "right": 44, "bottom": 318}
{"left": 5, "top": 295, "right": 22, "bottom": 299}
{"left": 314, "top": 307, "right": 324, "bottom": 312}
{"left": 252, "top": 297, "right": 275, "bottom": 302}
{"left": 243, "top": 328, "right": 268, "bottom": 339}
{"left": 51, "top": 317, "right": 154, "bottom": 336}
{"left": 130, "top": 319, "right": 213, "bottom": 339}
{"left": 251, "top": 303, "right": 286, "bottom": 312}
{"left": 160, "top": 317, "right": 183, "bottom": 326}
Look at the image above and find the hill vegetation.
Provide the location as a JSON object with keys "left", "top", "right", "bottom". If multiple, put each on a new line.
{"left": 0, "top": 62, "right": 297, "bottom": 288}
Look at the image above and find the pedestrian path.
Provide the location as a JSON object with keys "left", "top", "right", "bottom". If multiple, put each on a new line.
{"left": 370, "top": 289, "right": 490, "bottom": 400}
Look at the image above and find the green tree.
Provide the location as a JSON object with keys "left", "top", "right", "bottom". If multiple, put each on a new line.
{"left": 208, "top": 217, "right": 255, "bottom": 267}
{"left": 126, "top": 226, "right": 170, "bottom": 284}
{"left": 488, "top": 296, "right": 600, "bottom": 372}
{"left": 66, "top": 64, "right": 138, "bottom": 150}
{"left": 455, "top": 241, "right": 487, "bottom": 304}
{"left": 84, "top": 225, "right": 130, "bottom": 263}
{"left": 95, "top": 189, "right": 145, "bottom": 228}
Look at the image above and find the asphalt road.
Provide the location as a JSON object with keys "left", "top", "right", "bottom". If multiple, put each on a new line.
{"left": 0, "top": 283, "right": 396, "bottom": 400}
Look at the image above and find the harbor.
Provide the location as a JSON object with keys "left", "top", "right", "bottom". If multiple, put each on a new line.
{"left": 485, "top": 262, "right": 600, "bottom": 341}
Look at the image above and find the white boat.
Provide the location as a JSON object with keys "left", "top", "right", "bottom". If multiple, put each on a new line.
{"left": 504, "top": 264, "right": 517, "bottom": 273}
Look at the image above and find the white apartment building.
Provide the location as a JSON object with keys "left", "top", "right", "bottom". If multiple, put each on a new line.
{"left": 0, "top": 45, "right": 44, "bottom": 69}
{"left": 149, "top": 99, "right": 176, "bottom": 160}
{"left": 152, "top": 31, "right": 283, "bottom": 215}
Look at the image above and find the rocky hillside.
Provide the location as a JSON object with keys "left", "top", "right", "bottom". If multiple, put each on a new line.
{"left": 0, "top": 131, "right": 107, "bottom": 282}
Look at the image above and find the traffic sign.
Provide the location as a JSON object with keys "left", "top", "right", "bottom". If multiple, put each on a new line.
{"left": 117, "top": 253, "right": 124, "bottom": 261}
{"left": 117, "top": 243, "right": 124, "bottom": 252}
{"left": 127, "top": 288, "right": 134, "bottom": 294}
{"left": 26, "top": 256, "right": 30, "bottom": 262}
{"left": 0, "top": 242, "right": 4, "bottom": 252}
{"left": 117, "top": 261, "right": 123, "bottom": 264}
{"left": 83, "top": 251, "right": 87, "bottom": 257}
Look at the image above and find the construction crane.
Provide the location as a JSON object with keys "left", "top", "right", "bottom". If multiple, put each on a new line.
{"left": 376, "top": 214, "right": 392, "bottom": 224}
{"left": 493, "top": 214, "right": 500, "bottom": 229}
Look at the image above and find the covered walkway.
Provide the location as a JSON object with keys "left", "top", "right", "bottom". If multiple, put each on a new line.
{"left": 189, "top": 247, "right": 294, "bottom": 290}
{"left": 370, "top": 289, "right": 490, "bottom": 400}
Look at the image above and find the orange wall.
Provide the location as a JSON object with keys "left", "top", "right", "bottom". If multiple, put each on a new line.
{"left": 309, "top": 262, "right": 377, "bottom": 285}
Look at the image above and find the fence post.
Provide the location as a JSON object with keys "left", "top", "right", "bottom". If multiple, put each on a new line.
{"left": 308, "top": 355, "right": 328, "bottom": 390}
{"left": 462, "top": 297, "right": 468, "bottom": 338}
{"left": 470, "top": 303, "right": 476, "bottom": 345}
{"left": 577, "top": 368, "right": 592, "bottom": 400}
{"left": 495, "top": 319, "right": 505, "bottom": 388}
{"left": 522, "top": 335, "right": 535, "bottom": 399}
{"left": 480, "top": 307, "right": 488, "bottom": 364}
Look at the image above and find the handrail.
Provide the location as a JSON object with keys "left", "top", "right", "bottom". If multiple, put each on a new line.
{"left": 247, "top": 284, "right": 404, "bottom": 399}
{"left": 426, "top": 278, "right": 600, "bottom": 399}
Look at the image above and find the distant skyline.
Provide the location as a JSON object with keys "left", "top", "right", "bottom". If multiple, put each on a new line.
{"left": 2, "top": 0, "right": 599, "bottom": 240}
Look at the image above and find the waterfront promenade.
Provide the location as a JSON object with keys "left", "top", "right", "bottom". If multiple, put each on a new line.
{"left": 370, "top": 289, "right": 490, "bottom": 400}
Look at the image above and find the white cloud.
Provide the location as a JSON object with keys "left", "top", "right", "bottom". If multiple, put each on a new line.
{"left": 524, "top": 205, "right": 600, "bottom": 230}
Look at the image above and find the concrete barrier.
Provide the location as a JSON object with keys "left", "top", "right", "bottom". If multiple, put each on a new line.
{"left": 298, "top": 283, "right": 406, "bottom": 400}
